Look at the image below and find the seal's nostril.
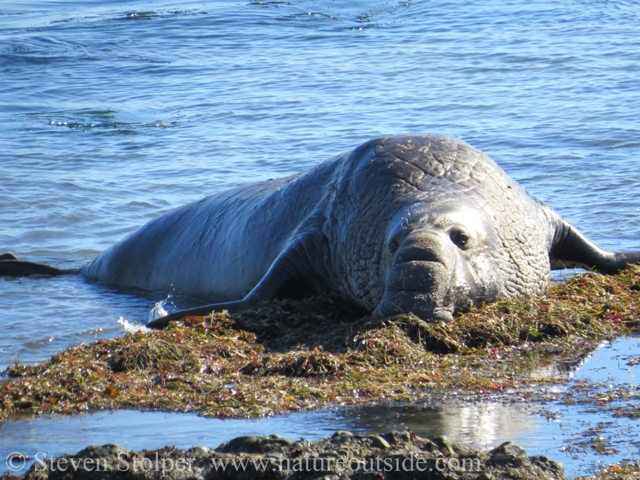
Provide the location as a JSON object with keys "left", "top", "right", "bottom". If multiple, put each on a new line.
{"left": 394, "top": 245, "right": 441, "bottom": 265}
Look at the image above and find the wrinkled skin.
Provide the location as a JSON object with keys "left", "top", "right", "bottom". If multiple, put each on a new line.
{"left": 2, "top": 134, "right": 639, "bottom": 327}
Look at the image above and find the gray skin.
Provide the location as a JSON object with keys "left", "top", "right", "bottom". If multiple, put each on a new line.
{"left": 2, "top": 134, "right": 640, "bottom": 328}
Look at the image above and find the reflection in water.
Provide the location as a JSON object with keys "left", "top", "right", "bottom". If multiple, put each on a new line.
{"left": 339, "top": 403, "right": 540, "bottom": 452}
{"left": 572, "top": 337, "right": 640, "bottom": 386}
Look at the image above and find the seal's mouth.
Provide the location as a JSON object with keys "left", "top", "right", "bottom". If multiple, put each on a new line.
{"left": 374, "top": 260, "right": 456, "bottom": 322}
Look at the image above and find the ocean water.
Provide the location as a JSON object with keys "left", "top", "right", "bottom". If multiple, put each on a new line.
{"left": 1, "top": 0, "right": 639, "bottom": 475}
{"left": 1, "top": 0, "right": 639, "bottom": 368}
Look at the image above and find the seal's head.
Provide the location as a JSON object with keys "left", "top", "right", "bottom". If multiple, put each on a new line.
{"left": 329, "top": 134, "right": 553, "bottom": 321}
{"left": 374, "top": 199, "right": 503, "bottom": 321}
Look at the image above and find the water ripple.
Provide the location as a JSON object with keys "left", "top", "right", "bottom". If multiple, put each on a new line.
{"left": 1, "top": 0, "right": 639, "bottom": 370}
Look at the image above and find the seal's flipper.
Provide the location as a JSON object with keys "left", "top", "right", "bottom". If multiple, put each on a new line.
{"left": 145, "top": 299, "right": 248, "bottom": 329}
{"left": 0, "top": 253, "right": 75, "bottom": 276}
{"left": 146, "top": 233, "right": 332, "bottom": 329}
{"left": 550, "top": 221, "right": 640, "bottom": 273}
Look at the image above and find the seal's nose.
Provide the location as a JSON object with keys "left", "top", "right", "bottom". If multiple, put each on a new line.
{"left": 393, "top": 229, "right": 454, "bottom": 267}
{"left": 375, "top": 257, "right": 452, "bottom": 320}
{"left": 374, "top": 228, "right": 465, "bottom": 321}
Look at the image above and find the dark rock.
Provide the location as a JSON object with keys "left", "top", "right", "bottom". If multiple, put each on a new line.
{"left": 330, "top": 430, "right": 354, "bottom": 444}
{"left": 488, "top": 441, "right": 531, "bottom": 467}
{"left": 379, "top": 431, "right": 411, "bottom": 445}
{"left": 11, "top": 432, "right": 567, "bottom": 480}
{"left": 216, "top": 434, "right": 298, "bottom": 454}
{"left": 368, "top": 435, "right": 391, "bottom": 449}
{"left": 432, "top": 435, "right": 456, "bottom": 455}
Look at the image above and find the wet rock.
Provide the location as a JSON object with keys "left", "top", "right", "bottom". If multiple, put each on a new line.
{"left": 330, "top": 430, "right": 353, "bottom": 444}
{"left": 488, "top": 441, "right": 531, "bottom": 467}
{"left": 216, "top": 433, "right": 298, "bottom": 453}
{"left": 476, "top": 473, "right": 496, "bottom": 480}
{"left": 13, "top": 431, "right": 568, "bottom": 480}
{"left": 369, "top": 435, "right": 391, "bottom": 449}
{"left": 450, "top": 442, "right": 477, "bottom": 457}
{"left": 432, "top": 435, "right": 456, "bottom": 455}
{"left": 379, "top": 430, "right": 411, "bottom": 445}
{"left": 185, "top": 446, "right": 213, "bottom": 459}
{"left": 531, "top": 456, "right": 564, "bottom": 476}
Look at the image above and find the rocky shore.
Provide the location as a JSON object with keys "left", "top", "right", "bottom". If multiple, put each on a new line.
{"left": 4, "top": 431, "right": 566, "bottom": 480}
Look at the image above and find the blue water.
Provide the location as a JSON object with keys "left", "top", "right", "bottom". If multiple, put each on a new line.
{"left": 1, "top": 0, "right": 640, "bottom": 476}
{"left": 2, "top": 0, "right": 639, "bottom": 368}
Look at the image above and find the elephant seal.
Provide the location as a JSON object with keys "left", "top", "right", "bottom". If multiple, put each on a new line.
{"left": 2, "top": 134, "right": 639, "bottom": 328}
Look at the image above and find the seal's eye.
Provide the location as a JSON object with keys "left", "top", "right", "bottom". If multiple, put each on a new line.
{"left": 450, "top": 230, "right": 470, "bottom": 249}
{"left": 388, "top": 239, "right": 399, "bottom": 253}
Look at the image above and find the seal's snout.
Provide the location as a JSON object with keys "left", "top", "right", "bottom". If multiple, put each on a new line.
{"left": 374, "top": 230, "right": 461, "bottom": 321}
{"left": 375, "top": 258, "right": 453, "bottom": 321}
{"left": 374, "top": 261, "right": 453, "bottom": 321}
